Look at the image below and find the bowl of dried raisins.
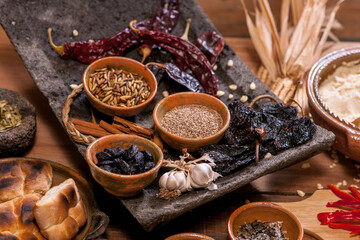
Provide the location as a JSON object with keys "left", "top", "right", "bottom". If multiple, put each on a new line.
{"left": 83, "top": 56, "right": 157, "bottom": 117}
{"left": 85, "top": 134, "right": 163, "bottom": 197}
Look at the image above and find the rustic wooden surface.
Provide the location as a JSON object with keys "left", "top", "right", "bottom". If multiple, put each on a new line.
{"left": 1, "top": 0, "right": 360, "bottom": 239}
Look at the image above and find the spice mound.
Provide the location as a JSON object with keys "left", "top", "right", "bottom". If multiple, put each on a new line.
{"left": 236, "top": 220, "right": 289, "bottom": 240}
{"left": 89, "top": 67, "right": 151, "bottom": 107}
{"left": 319, "top": 60, "right": 360, "bottom": 123}
{"left": 0, "top": 100, "right": 22, "bottom": 133}
{"left": 160, "top": 104, "right": 223, "bottom": 139}
{"left": 96, "top": 145, "right": 155, "bottom": 175}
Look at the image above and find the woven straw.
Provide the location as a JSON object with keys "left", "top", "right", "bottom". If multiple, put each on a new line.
{"left": 62, "top": 84, "right": 97, "bottom": 145}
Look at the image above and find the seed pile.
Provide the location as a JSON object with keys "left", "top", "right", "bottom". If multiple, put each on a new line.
{"left": 161, "top": 104, "right": 223, "bottom": 139}
{"left": 88, "top": 67, "right": 151, "bottom": 107}
{"left": 0, "top": 100, "right": 22, "bottom": 133}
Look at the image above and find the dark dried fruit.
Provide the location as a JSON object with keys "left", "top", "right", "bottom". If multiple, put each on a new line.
{"left": 126, "top": 145, "right": 140, "bottom": 160}
{"left": 144, "top": 161, "right": 155, "bottom": 171}
{"left": 96, "top": 144, "right": 154, "bottom": 175}
{"left": 96, "top": 151, "right": 112, "bottom": 162}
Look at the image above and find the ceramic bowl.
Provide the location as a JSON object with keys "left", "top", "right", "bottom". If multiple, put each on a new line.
{"left": 165, "top": 233, "right": 214, "bottom": 240}
{"left": 82, "top": 56, "right": 157, "bottom": 117}
{"left": 307, "top": 47, "right": 360, "bottom": 161}
{"left": 85, "top": 134, "right": 163, "bottom": 197}
{"left": 228, "top": 202, "right": 303, "bottom": 240}
{"left": 153, "top": 92, "right": 230, "bottom": 152}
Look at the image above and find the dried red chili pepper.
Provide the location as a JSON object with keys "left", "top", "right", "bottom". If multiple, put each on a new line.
{"left": 146, "top": 62, "right": 204, "bottom": 93}
{"left": 195, "top": 31, "right": 225, "bottom": 66}
{"left": 130, "top": 21, "right": 218, "bottom": 96}
{"left": 48, "top": 0, "right": 179, "bottom": 64}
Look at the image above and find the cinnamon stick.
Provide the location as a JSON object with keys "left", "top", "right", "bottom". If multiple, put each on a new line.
{"left": 113, "top": 116, "right": 154, "bottom": 138}
{"left": 71, "top": 118, "right": 111, "bottom": 138}
{"left": 99, "top": 120, "right": 125, "bottom": 135}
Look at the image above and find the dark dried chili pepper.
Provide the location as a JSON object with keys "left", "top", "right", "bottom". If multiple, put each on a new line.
{"left": 200, "top": 143, "right": 267, "bottom": 176}
{"left": 195, "top": 31, "right": 225, "bottom": 66}
{"left": 129, "top": 21, "right": 218, "bottom": 96}
{"left": 48, "top": 0, "right": 179, "bottom": 64}
{"left": 146, "top": 62, "right": 204, "bottom": 93}
{"left": 138, "top": 0, "right": 180, "bottom": 62}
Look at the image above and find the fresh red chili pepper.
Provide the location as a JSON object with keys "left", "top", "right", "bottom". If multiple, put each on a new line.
{"left": 195, "top": 31, "right": 225, "bottom": 66}
{"left": 48, "top": 0, "right": 179, "bottom": 64}
{"left": 130, "top": 21, "right": 218, "bottom": 96}
{"left": 327, "top": 199, "right": 360, "bottom": 209}
{"left": 318, "top": 209, "right": 360, "bottom": 224}
{"left": 328, "top": 222, "right": 360, "bottom": 235}
{"left": 349, "top": 186, "right": 360, "bottom": 200}
{"left": 328, "top": 185, "right": 360, "bottom": 202}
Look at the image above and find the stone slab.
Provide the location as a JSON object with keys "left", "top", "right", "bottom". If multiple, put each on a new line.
{"left": 0, "top": 0, "right": 335, "bottom": 231}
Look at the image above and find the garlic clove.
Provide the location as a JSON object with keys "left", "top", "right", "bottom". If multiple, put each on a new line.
{"left": 207, "top": 182, "right": 218, "bottom": 191}
{"left": 159, "top": 171, "right": 188, "bottom": 192}
{"left": 189, "top": 163, "right": 220, "bottom": 189}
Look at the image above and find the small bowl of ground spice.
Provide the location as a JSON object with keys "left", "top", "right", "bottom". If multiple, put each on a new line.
{"left": 83, "top": 56, "right": 157, "bottom": 117}
{"left": 153, "top": 92, "right": 230, "bottom": 151}
{"left": 228, "top": 202, "right": 303, "bottom": 240}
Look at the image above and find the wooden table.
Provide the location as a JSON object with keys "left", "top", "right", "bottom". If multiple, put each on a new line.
{"left": 1, "top": 1, "right": 360, "bottom": 239}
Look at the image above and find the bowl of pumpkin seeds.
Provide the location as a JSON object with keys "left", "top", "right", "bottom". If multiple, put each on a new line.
{"left": 82, "top": 56, "right": 157, "bottom": 117}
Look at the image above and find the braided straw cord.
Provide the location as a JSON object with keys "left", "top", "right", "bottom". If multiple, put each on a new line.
{"left": 62, "top": 84, "right": 97, "bottom": 145}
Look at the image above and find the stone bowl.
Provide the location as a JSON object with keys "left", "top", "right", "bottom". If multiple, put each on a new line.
{"left": 307, "top": 47, "right": 360, "bottom": 161}
{"left": 228, "top": 202, "right": 303, "bottom": 240}
{"left": 85, "top": 134, "right": 163, "bottom": 197}
{"left": 82, "top": 56, "right": 157, "bottom": 117}
{"left": 0, "top": 88, "right": 36, "bottom": 157}
{"left": 153, "top": 92, "right": 230, "bottom": 152}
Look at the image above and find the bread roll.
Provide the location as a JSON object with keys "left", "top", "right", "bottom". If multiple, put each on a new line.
{"left": 34, "top": 178, "right": 87, "bottom": 240}
{"left": 0, "top": 193, "right": 45, "bottom": 240}
{"left": 0, "top": 161, "right": 52, "bottom": 203}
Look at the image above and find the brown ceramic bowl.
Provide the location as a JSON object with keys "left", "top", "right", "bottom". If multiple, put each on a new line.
{"left": 307, "top": 47, "right": 360, "bottom": 161}
{"left": 83, "top": 56, "right": 157, "bottom": 117}
{"left": 153, "top": 92, "right": 230, "bottom": 152}
{"left": 85, "top": 134, "right": 163, "bottom": 197}
{"left": 228, "top": 202, "right": 303, "bottom": 240}
{"left": 165, "top": 233, "right": 214, "bottom": 240}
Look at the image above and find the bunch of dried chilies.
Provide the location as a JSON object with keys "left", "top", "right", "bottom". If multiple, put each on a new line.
{"left": 201, "top": 96, "right": 316, "bottom": 176}
{"left": 48, "top": 0, "right": 225, "bottom": 96}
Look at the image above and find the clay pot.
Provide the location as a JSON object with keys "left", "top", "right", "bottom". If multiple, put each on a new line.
{"left": 228, "top": 202, "right": 303, "bottom": 240}
{"left": 83, "top": 56, "right": 157, "bottom": 117}
{"left": 86, "top": 134, "right": 163, "bottom": 197}
{"left": 153, "top": 92, "right": 230, "bottom": 152}
{"left": 307, "top": 47, "right": 360, "bottom": 161}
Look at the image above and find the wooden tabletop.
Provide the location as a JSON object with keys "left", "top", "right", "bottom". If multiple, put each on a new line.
{"left": 1, "top": 0, "right": 360, "bottom": 239}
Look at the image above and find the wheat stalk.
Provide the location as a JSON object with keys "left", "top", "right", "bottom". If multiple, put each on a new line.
{"left": 243, "top": 0, "right": 344, "bottom": 114}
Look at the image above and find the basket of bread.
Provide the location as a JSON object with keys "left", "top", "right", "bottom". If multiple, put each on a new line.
{"left": 0, "top": 157, "right": 109, "bottom": 240}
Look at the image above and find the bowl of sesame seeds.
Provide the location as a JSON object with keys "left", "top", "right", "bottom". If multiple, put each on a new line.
{"left": 153, "top": 92, "right": 230, "bottom": 151}
{"left": 83, "top": 56, "right": 157, "bottom": 117}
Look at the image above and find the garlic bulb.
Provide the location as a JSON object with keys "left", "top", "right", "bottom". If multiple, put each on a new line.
{"left": 189, "top": 163, "right": 221, "bottom": 190}
{"left": 159, "top": 171, "right": 188, "bottom": 192}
